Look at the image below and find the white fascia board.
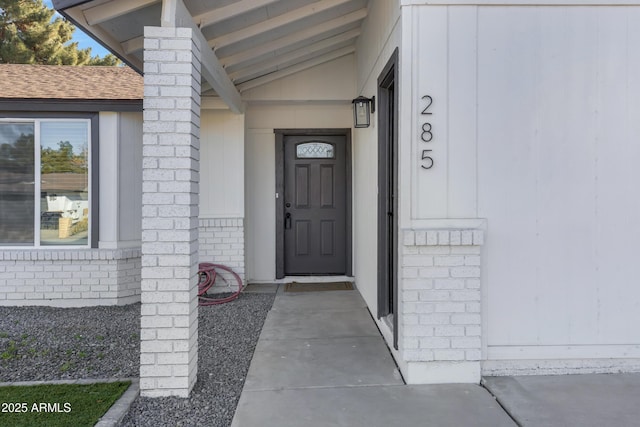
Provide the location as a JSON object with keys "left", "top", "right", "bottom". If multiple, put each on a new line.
{"left": 161, "top": 0, "right": 244, "bottom": 113}
{"left": 83, "top": 0, "right": 159, "bottom": 26}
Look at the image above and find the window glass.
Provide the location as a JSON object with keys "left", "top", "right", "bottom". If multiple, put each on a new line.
{"left": 40, "top": 122, "right": 89, "bottom": 246}
{"left": 296, "top": 142, "right": 335, "bottom": 159}
{"left": 0, "top": 123, "right": 35, "bottom": 245}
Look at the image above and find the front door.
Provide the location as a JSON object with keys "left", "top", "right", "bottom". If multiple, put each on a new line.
{"left": 276, "top": 131, "right": 350, "bottom": 277}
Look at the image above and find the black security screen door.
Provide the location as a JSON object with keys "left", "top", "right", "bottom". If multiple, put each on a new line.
{"left": 282, "top": 134, "right": 348, "bottom": 275}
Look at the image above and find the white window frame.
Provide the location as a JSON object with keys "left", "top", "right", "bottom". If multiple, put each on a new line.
{"left": 0, "top": 118, "right": 92, "bottom": 249}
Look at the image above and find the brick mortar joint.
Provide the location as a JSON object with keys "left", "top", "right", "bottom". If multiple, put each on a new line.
{"left": 0, "top": 248, "right": 142, "bottom": 261}
{"left": 403, "top": 229, "right": 484, "bottom": 246}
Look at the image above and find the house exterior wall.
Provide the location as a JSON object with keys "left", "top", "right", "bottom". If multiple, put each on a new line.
{"left": 400, "top": 1, "right": 640, "bottom": 378}
{"left": 353, "top": 0, "right": 402, "bottom": 318}
{"left": 0, "top": 249, "right": 140, "bottom": 306}
{"left": 473, "top": 5, "right": 640, "bottom": 374}
{"left": 0, "top": 111, "right": 142, "bottom": 306}
{"left": 243, "top": 55, "right": 355, "bottom": 281}
{"left": 199, "top": 110, "right": 245, "bottom": 281}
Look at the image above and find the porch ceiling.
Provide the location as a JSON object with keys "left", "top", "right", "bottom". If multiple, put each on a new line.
{"left": 53, "top": 0, "right": 368, "bottom": 111}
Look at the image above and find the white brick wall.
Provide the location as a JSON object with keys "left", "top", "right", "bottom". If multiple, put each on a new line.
{"left": 140, "top": 26, "right": 201, "bottom": 398}
{"left": 0, "top": 249, "right": 141, "bottom": 307}
{"left": 198, "top": 217, "right": 245, "bottom": 283}
{"left": 401, "top": 229, "right": 484, "bottom": 379}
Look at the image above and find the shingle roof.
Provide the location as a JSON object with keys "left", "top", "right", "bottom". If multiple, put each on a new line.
{"left": 0, "top": 64, "right": 143, "bottom": 101}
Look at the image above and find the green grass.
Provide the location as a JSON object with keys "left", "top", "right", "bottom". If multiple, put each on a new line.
{"left": 0, "top": 381, "right": 130, "bottom": 427}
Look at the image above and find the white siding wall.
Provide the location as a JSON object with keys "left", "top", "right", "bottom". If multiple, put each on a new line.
{"left": 353, "top": 0, "right": 402, "bottom": 312}
{"left": 198, "top": 110, "right": 246, "bottom": 279}
{"left": 199, "top": 110, "right": 244, "bottom": 218}
{"left": 474, "top": 6, "right": 640, "bottom": 363}
{"left": 405, "top": 3, "right": 640, "bottom": 371}
{"left": 243, "top": 56, "right": 355, "bottom": 282}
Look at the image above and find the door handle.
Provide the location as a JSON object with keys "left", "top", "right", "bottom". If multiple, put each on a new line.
{"left": 285, "top": 212, "right": 292, "bottom": 229}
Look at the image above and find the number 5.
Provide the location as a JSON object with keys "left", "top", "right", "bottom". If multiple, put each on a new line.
{"left": 421, "top": 150, "right": 433, "bottom": 169}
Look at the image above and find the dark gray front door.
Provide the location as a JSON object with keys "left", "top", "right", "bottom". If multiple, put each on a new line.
{"left": 283, "top": 135, "right": 347, "bottom": 275}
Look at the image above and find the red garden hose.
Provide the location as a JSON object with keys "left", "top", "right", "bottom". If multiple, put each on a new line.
{"left": 197, "top": 262, "right": 244, "bottom": 306}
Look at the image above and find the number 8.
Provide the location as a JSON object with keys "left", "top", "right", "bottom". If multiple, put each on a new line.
{"left": 421, "top": 123, "right": 433, "bottom": 142}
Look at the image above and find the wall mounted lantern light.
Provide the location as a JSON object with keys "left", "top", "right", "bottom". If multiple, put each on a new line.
{"left": 352, "top": 96, "right": 375, "bottom": 128}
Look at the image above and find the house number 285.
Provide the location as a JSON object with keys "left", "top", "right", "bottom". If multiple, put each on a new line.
{"left": 420, "top": 95, "right": 434, "bottom": 169}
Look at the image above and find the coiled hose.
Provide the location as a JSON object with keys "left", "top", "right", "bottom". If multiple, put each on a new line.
{"left": 197, "top": 262, "right": 243, "bottom": 306}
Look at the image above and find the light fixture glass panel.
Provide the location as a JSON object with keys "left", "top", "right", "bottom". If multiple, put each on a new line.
{"left": 353, "top": 99, "right": 370, "bottom": 128}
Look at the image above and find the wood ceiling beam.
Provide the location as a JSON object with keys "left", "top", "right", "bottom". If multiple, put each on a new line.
{"left": 161, "top": 0, "right": 243, "bottom": 113}
{"left": 121, "top": 36, "right": 144, "bottom": 55}
{"left": 229, "top": 28, "right": 360, "bottom": 82}
{"left": 219, "top": 8, "right": 367, "bottom": 68}
{"left": 83, "top": 0, "right": 159, "bottom": 26}
{"left": 210, "top": 0, "right": 353, "bottom": 50}
{"left": 237, "top": 46, "right": 355, "bottom": 92}
{"left": 194, "top": 0, "right": 281, "bottom": 30}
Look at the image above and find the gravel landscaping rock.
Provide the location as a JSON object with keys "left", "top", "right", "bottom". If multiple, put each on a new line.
{"left": 0, "top": 292, "right": 275, "bottom": 427}
{"left": 0, "top": 304, "right": 140, "bottom": 381}
{"left": 120, "top": 293, "right": 275, "bottom": 427}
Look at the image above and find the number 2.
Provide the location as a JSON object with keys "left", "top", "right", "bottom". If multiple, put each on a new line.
{"left": 421, "top": 95, "right": 433, "bottom": 115}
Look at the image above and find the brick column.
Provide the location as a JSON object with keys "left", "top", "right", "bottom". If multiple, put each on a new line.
{"left": 401, "top": 229, "right": 484, "bottom": 384}
{"left": 140, "top": 26, "right": 201, "bottom": 398}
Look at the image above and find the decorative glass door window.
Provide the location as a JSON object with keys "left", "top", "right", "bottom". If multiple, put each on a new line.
{"left": 0, "top": 120, "right": 91, "bottom": 247}
{"left": 296, "top": 142, "right": 335, "bottom": 159}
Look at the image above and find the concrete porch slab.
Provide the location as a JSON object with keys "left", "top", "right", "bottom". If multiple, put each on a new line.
{"left": 483, "top": 373, "right": 640, "bottom": 427}
{"left": 259, "top": 308, "right": 380, "bottom": 340}
{"left": 231, "top": 384, "right": 516, "bottom": 427}
{"left": 271, "top": 289, "right": 367, "bottom": 311}
{"left": 243, "top": 336, "right": 403, "bottom": 391}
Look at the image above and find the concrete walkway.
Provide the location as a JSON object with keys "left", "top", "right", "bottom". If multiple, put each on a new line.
{"left": 484, "top": 373, "right": 640, "bottom": 427}
{"left": 231, "top": 285, "right": 514, "bottom": 427}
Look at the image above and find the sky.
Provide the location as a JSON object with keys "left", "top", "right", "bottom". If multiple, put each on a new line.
{"left": 43, "top": 0, "right": 110, "bottom": 58}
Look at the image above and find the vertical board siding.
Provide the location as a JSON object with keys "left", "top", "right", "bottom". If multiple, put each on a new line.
{"left": 409, "top": 6, "right": 479, "bottom": 221}
{"left": 473, "top": 6, "right": 640, "bottom": 350}
{"left": 413, "top": 6, "right": 450, "bottom": 219}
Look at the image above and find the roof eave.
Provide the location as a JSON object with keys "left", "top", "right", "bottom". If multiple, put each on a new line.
{"left": 51, "top": 0, "right": 93, "bottom": 10}
{"left": 52, "top": 1, "right": 144, "bottom": 75}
